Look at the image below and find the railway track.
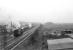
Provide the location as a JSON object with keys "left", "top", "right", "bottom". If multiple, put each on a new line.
{"left": 6, "top": 26, "right": 33, "bottom": 43}
{"left": 5, "top": 25, "right": 40, "bottom": 50}
{"left": 6, "top": 25, "right": 34, "bottom": 42}
{"left": 6, "top": 30, "right": 29, "bottom": 46}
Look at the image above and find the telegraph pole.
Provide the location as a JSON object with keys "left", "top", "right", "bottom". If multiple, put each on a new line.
{"left": 9, "top": 16, "right": 13, "bottom": 35}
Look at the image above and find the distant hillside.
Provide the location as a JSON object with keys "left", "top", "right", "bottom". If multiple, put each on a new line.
{"left": 42, "top": 22, "right": 73, "bottom": 31}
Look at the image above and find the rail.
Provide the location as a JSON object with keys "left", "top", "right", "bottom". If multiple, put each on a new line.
{"left": 5, "top": 25, "right": 40, "bottom": 50}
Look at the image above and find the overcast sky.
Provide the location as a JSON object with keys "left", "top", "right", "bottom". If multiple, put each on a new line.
{"left": 0, "top": 0, "right": 73, "bottom": 23}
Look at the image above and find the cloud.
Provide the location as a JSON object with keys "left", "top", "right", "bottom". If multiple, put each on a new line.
{"left": 0, "top": 0, "right": 73, "bottom": 23}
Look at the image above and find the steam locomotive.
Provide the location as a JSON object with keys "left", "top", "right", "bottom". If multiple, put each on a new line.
{"left": 13, "top": 24, "right": 32, "bottom": 37}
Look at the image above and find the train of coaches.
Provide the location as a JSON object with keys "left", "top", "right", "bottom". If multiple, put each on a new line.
{"left": 0, "top": 24, "right": 33, "bottom": 38}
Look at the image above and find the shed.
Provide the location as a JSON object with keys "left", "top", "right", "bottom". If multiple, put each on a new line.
{"left": 47, "top": 38, "right": 73, "bottom": 50}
